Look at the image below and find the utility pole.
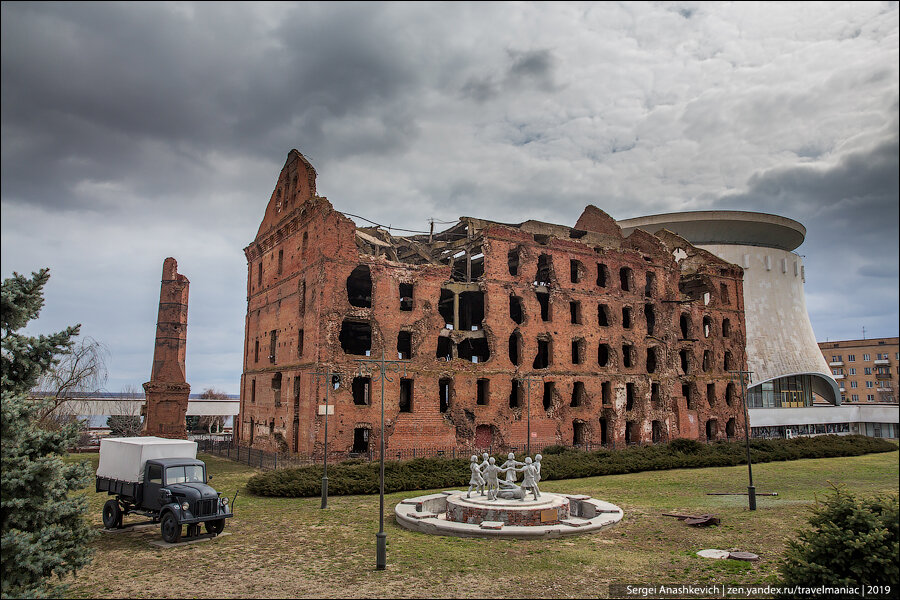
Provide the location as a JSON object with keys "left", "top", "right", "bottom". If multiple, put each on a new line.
{"left": 302, "top": 366, "right": 341, "bottom": 509}
{"left": 729, "top": 369, "right": 756, "bottom": 510}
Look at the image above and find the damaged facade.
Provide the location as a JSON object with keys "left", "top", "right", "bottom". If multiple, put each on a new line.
{"left": 239, "top": 150, "right": 748, "bottom": 455}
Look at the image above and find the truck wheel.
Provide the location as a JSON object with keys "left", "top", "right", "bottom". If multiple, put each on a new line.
{"left": 160, "top": 513, "right": 182, "bottom": 543}
{"left": 204, "top": 519, "right": 225, "bottom": 535}
{"left": 102, "top": 500, "right": 123, "bottom": 529}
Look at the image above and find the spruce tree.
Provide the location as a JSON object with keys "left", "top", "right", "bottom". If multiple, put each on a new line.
{"left": 1, "top": 269, "right": 96, "bottom": 598}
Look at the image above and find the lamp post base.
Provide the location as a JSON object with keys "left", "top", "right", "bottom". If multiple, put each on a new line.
{"left": 748, "top": 485, "right": 757, "bottom": 511}
{"left": 321, "top": 476, "right": 328, "bottom": 509}
{"left": 375, "top": 532, "right": 386, "bottom": 570}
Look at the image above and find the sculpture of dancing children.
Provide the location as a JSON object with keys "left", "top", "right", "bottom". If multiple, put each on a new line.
{"left": 500, "top": 453, "right": 523, "bottom": 483}
{"left": 533, "top": 454, "right": 543, "bottom": 484}
{"left": 478, "top": 452, "right": 490, "bottom": 495}
{"left": 482, "top": 457, "right": 504, "bottom": 500}
{"left": 467, "top": 455, "right": 485, "bottom": 498}
{"left": 515, "top": 457, "right": 541, "bottom": 501}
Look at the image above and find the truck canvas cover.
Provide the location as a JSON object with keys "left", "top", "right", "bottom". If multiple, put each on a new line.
{"left": 97, "top": 437, "right": 198, "bottom": 483}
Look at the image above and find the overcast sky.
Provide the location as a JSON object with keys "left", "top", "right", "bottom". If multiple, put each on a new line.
{"left": 2, "top": 2, "right": 898, "bottom": 395}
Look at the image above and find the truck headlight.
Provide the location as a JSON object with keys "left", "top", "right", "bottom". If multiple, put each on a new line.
{"left": 222, "top": 497, "right": 229, "bottom": 506}
{"left": 181, "top": 502, "right": 190, "bottom": 511}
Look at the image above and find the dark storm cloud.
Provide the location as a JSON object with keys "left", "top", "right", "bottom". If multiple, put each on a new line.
{"left": 461, "top": 48, "right": 559, "bottom": 102}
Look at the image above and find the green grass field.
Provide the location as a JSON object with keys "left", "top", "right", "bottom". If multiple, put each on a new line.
{"left": 63, "top": 447, "right": 898, "bottom": 598}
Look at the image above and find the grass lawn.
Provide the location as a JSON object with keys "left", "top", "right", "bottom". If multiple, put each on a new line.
{"left": 63, "top": 447, "right": 898, "bottom": 598}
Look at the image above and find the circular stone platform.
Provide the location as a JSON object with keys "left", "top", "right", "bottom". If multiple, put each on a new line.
{"left": 395, "top": 490, "right": 623, "bottom": 539}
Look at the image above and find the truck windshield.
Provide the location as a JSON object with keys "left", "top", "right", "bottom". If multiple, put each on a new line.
{"left": 165, "top": 465, "right": 205, "bottom": 484}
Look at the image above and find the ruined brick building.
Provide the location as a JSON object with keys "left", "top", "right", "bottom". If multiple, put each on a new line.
{"left": 238, "top": 150, "right": 748, "bottom": 455}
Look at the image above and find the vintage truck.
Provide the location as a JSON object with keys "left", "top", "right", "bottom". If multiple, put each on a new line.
{"left": 96, "top": 437, "right": 233, "bottom": 543}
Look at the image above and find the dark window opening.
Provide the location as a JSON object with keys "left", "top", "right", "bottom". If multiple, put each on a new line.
{"left": 477, "top": 378, "right": 489, "bottom": 406}
{"left": 572, "top": 338, "right": 584, "bottom": 365}
{"left": 573, "top": 421, "right": 585, "bottom": 446}
{"left": 269, "top": 330, "right": 277, "bottom": 363}
{"left": 439, "top": 378, "right": 452, "bottom": 413}
{"left": 293, "top": 376, "right": 301, "bottom": 412}
{"left": 277, "top": 249, "right": 283, "bottom": 275}
{"left": 570, "top": 301, "right": 582, "bottom": 324}
{"left": 707, "top": 383, "right": 716, "bottom": 407}
{"left": 353, "top": 427, "right": 370, "bottom": 453}
{"left": 458, "top": 337, "right": 490, "bottom": 363}
{"left": 598, "top": 304, "right": 610, "bottom": 326}
{"left": 722, "top": 318, "right": 731, "bottom": 338}
{"left": 257, "top": 261, "right": 262, "bottom": 287}
{"left": 251, "top": 379, "right": 256, "bottom": 404}
{"left": 352, "top": 377, "right": 371, "bottom": 406}
{"left": 533, "top": 234, "right": 550, "bottom": 246}
{"left": 726, "top": 383, "right": 735, "bottom": 406}
{"left": 347, "top": 265, "right": 372, "bottom": 308}
{"left": 597, "top": 263, "right": 608, "bottom": 287}
{"left": 705, "top": 419, "right": 718, "bottom": 441}
{"left": 509, "top": 379, "right": 522, "bottom": 408}
{"left": 569, "top": 228, "right": 587, "bottom": 239}
{"left": 646, "top": 347, "right": 657, "bottom": 373}
{"left": 254, "top": 339, "right": 259, "bottom": 363}
{"left": 542, "top": 381, "right": 555, "bottom": 410}
{"left": 298, "top": 330, "right": 304, "bottom": 356}
{"left": 508, "top": 249, "right": 520, "bottom": 276}
{"left": 571, "top": 381, "right": 585, "bottom": 407}
{"left": 702, "top": 350, "right": 711, "bottom": 372}
{"left": 399, "top": 283, "right": 414, "bottom": 311}
{"left": 679, "top": 349, "right": 689, "bottom": 373}
{"left": 645, "top": 272, "right": 656, "bottom": 297}
{"left": 683, "top": 383, "right": 693, "bottom": 410}
{"left": 459, "top": 291, "right": 485, "bottom": 330}
{"left": 622, "top": 306, "right": 633, "bottom": 329}
{"left": 620, "top": 267, "right": 633, "bottom": 291}
{"left": 724, "top": 351, "right": 734, "bottom": 371}
{"left": 598, "top": 343, "right": 610, "bottom": 367}
{"left": 602, "top": 381, "right": 612, "bottom": 405}
{"left": 626, "top": 382, "right": 635, "bottom": 411}
{"left": 272, "top": 372, "right": 282, "bottom": 407}
{"left": 644, "top": 304, "right": 655, "bottom": 335}
{"left": 536, "top": 290, "right": 550, "bottom": 321}
{"left": 469, "top": 253, "right": 485, "bottom": 281}
{"left": 680, "top": 313, "right": 691, "bottom": 339}
{"left": 397, "top": 331, "right": 412, "bottom": 360}
{"left": 536, "top": 254, "right": 552, "bottom": 284}
{"left": 533, "top": 338, "right": 551, "bottom": 369}
{"left": 622, "top": 344, "right": 634, "bottom": 368}
{"left": 339, "top": 320, "right": 372, "bottom": 356}
{"left": 651, "top": 382, "right": 660, "bottom": 406}
{"left": 436, "top": 336, "right": 453, "bottom": 361}
{"left": 719, "top": 283, "right": 730, "bottom": 305}
{"left": 298, "top": 280, "right": 306, "bottom": 315}
{"left": 399, "top": 378, "right": 413, "bottom": 412}
{"left": 508, "top": 332, "right": 521, "bottom": 366}
{"left": 570, "top": 259, "right": 583, "bottom": 283}
{"left": 438, "top": 289, "right": 454, "bottom": 327}
{"left": 652, "top": 421, "right": 664, "bottom": 444}
{"left": 599, "top": 417, "right": 608, "bottom": 445}
{"left": 509, "top": 295, "right": 524, "bottom": 324}
{"left": 703, "top": 316, "right": 712, "bottom": 338}
{"left": 726, "top": 418, "right": 736, "bottom": 439}
{"left": 625, "top": 421, "right": 637, "bottom": 444}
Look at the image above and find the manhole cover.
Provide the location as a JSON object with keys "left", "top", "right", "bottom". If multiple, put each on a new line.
{"left": 729, "top": 551, "right": 760, "bottom": 561}
{"left": 697, "top": 549, "right": 730, "bottom": 559}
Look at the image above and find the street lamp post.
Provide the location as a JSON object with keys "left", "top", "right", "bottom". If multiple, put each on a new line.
{"left": 354, "top": 348, "right": 408, "bottom": 571}
{"left": 730, "top": 369, "right": 756, "bottom": 511}
{"left": 303, "top": 366, "right": 341, "bottom": 509}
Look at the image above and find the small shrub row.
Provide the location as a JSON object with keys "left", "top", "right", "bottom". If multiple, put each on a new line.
{"left": 245, "top": 435, "right": 896, "bottom": 498}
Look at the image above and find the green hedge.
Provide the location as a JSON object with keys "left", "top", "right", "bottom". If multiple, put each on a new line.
{"left": 245, "top": 435, "right": 897, "bottom": 498}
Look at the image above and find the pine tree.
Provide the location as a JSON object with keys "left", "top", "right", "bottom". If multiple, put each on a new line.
{"left": 1, "top": 269, "right": 96, "bottom": 598}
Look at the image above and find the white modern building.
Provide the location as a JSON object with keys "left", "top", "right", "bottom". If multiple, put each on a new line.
{"left": 618, "top": 211, "right": 897, "bottom": 439}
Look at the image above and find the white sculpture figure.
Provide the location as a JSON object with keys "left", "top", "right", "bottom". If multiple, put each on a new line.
{"left": 516, "top": 457, "right": 541, "bottom": 501}
{"left": 497, "top": 479, "right": 526, "bottom": 500}
{"left": 533, "top": 454, "right": 543, "bottom": 484}
{"left": 467, "top": 455, "right": 485, "bottom": 498}
{"left": 500, "top": 453, "right": 523, "bottom": 483}
{"left": 482, "top": 457, "right": 504, "bottom": 500}
{"left": 478, "top": 452, "right": 490, "bottom": 496}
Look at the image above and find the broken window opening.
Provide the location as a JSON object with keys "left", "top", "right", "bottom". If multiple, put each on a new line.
{"left": 458, "top": 291, "right": 484, "bottom": 330}
{"left": 533, "top": 234, "right": 550, "bottom": 246}
{"left": 596, "top": 263, "right": 609, "bottom": 287}
{"left": 602, "top": 381, "right": 612, "bottom": 406}
{"left": 438, "top": 289, "right": 454, "bottom": 328}
{"left": 470, "top": 252, "right": 485, "bottom": 281}
{"left": 598, "top": 343, "right": 610, "bottom": 367}
{"left": 622, "top": 344, "right": 634, "bottom": 368}
{"left": 509, "top": 379, "right": 523, "bottom": 408}
{"left": 652, "top": 420, "right": 664, "bottom": 444}
{"left": 680, "top": 313, "right": 691, "bottom": 339}
{"left": 399, "top": 378, "right": 413, "bottom": 412}
{"left": 536, "top": 290, "right": 550, "bottom": 322}
{"left": 254, "top": 339, "right": 259, "bottom": 363}
{"left": 508, "top": 331, "right": 521, "bottom": 366}
{"left": 353, "top": 427, "right": 370, "bottom": 453}
{"left": 683, "top": 383, "right": 694, "bottom": 410}
{"left": 257, "top": 261, "right": 263, "bottom": 288}
{"left": 339, "top": 320, "right": 372, "bottom": 356}
{"left": 477, "top": 378, "right": 489, "bottom": 406}
{"left": 571, "top": 381, "right": 585, "bottom": 407}
{"left": 298, "top": 330, "right": 304, "bottom": 357}
{"left": 572, "top": 338, "right": 584, "bottom": 365}
{"left": 651, "top": 382, "right": 661, "bottom": 406}
{"left": 570, "top": 301, "right": 582, "bottom": 324}
{"left": 272, "top": 372, "right": 282, "bottom": 407}
{"left": 703, "top": 316, "right": 712, "bottom": 338}
{"left": 251, "top": 379, "right": 256, "bottom": 404}
{"left": 533, "top": 337, "right": 552, "bottom": 369}
{"left": 719, "top": 283, "right": 730, "bottom": 305}
{"left": 724, "top": 351, "right": 734, "bottom": 372}
{"left": 269, "top": 330, "right": 277, "bottom": 363}
{"left": 599, "top": 417, "right": 609, "bottom": 445}
{"left": 298, "top": 280, "right": 306, "bottom": 315}
{"left": 644, "top": 272, "right": 656, "bottom": 297}
{"left": 620, "top": 267, "right": 633, "bottom": 291}
{"left": 399, "top": 283, "right": 414, "bottom": 311}
{"left": 598, "top": 303, "right": 610, "bottom": 326}
{"left": 722, "top": 318, "right": 732, "bottom": 338}
{"left": 436, "top": 336, "right": 453, "bottom": 361}
{"left": 707, "top": 383, "right": 716, "bottom": 407}
{"left": 702, "top": 350, "right": 711, "bottom": 372}
{"left": 622, "top": 306, "right": 633, "bottom": 329}
{"left": 625, "top": 421, "right": 637, "bottom": 445}
{"left": 277, "top": 249, "right": 284, "bottom": 275}
{"left": 508, "top": 248, "right": 520, "bottom": 276}
{"left": 679, "top": 349, "right": 689, "bottom": 373}
{"left": 569, "top": 228, "right": 587, "bottom": 239}
{"left": 726, "top": 383, "right": 735, "bottom": 406}
{"left": 573, "top": 420, "right": 585, "bottom": 446}
{"left": 397, "top": 331, "right": 412, "bottom": 360}
{"left": 347, "top": 265, "right": 372, "bottom": 308}
{"left": 644, "top": 304, "right": 655, "bottom": 335}
{"left": 536, "top": 254, "right": 552, "bottom": 285}
{"left": 458, "top": 337, "right": 490, "bottom": 363}
{"left": 726, "top": 418, "right": 736, "bottom": 439}
{"left": 509, "top": 295, "right": 524, "bottom": 324}
{"left": 352, "top": 376, "right": 371, "bottom": 406}
{"left": 542, "top": 381, "right": 555, "bottom": 410}
{"left": 646, "top": 347, "right": 658, "bottom": 373}
{"left": 439, "top": 378, "right": 452, "bottom": 413}
{"left": 705, "top": 419, "right": 718, "bottom": 441}
{"left": 570, "top": 259, "right": 583, "bottom": 283}
{"left": 625, "top": 382, "right": 635, "bottom": 411}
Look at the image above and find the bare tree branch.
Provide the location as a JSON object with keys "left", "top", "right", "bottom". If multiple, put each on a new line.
{"left": 33, "top": 336, "right": 108, "bottom": 424}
